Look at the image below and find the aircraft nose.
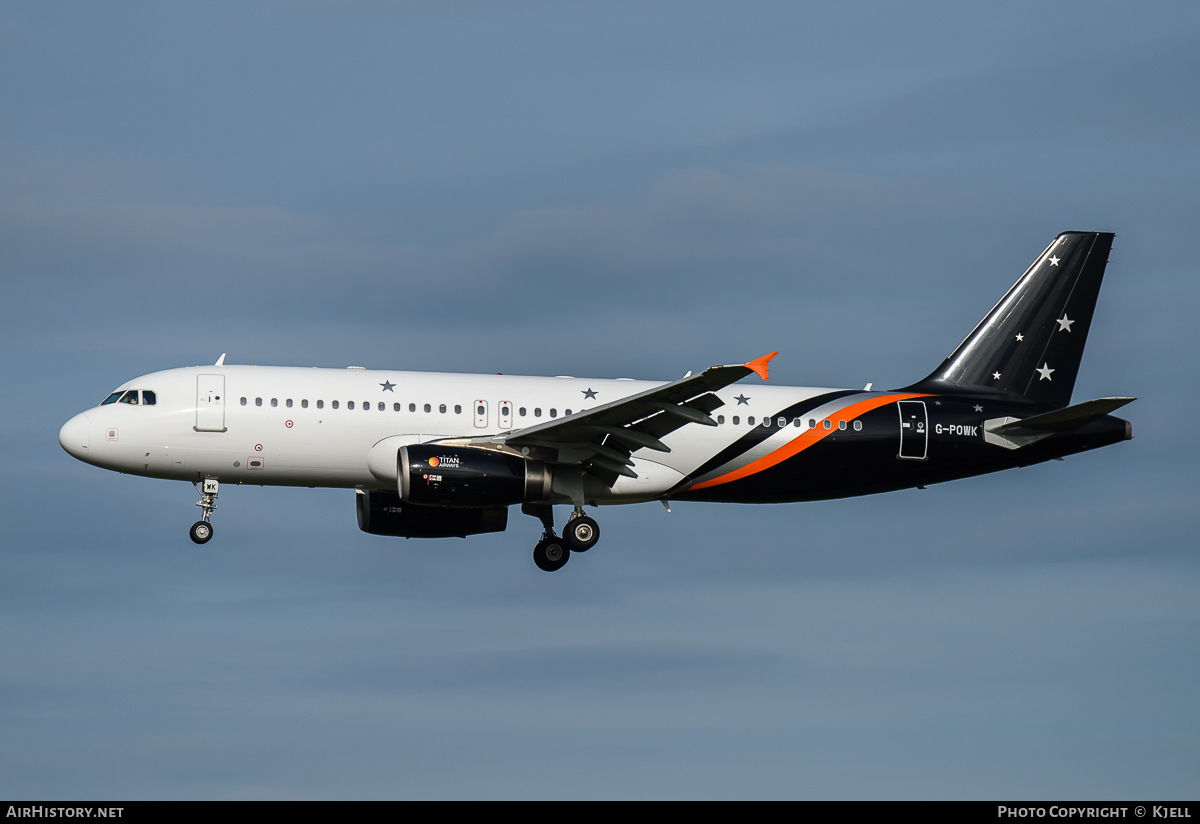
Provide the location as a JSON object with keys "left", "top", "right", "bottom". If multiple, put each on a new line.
{"left": 59, "top": 411, "right": 91, "bottom": 460}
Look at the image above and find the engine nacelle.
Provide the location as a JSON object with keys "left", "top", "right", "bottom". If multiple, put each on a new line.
{"left": 356, "top": 490, "right": 508, "bottom": 538}
{"left": 399, "top": 444, "right": 551, "bottom": 508}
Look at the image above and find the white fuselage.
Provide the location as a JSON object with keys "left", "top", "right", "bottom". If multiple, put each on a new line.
{"left": 59, "top": 365, "right": 838, "bottom": 503}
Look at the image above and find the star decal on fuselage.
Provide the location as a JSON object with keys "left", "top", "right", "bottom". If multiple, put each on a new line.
{"left": 582, "top": 388, "right": 598, "bottom": 399}
{"left": 1056, "top": 314, "right": 1075, "bottom": 332}
{"left": 1036, "top": 363, "right": 1055, "bottom": 381}
{"left": 735, "top": 394, "right": 750, "bottom": 406}
{"left": 1015, "top": 333, "right": 1024, "bottom": 342}
{"left": 973, "top": 404, "right": 984, "bottom": 412}
{"left": 380, "top": 381, "right": 395, "bottom": 392}
{"left": 1049, "top": 256, "right": 1060, "bottom": 266}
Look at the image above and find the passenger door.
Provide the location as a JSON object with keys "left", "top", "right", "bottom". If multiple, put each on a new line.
{"left": 897, "top": 400, "right": 927, "bottom": 460}
{"left": 195, "top": 374, "right": 227, "bottom": 432}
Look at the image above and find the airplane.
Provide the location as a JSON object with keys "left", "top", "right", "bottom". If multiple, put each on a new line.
{"left": 59, "top": 231, "right": 1134, "bottom": 571}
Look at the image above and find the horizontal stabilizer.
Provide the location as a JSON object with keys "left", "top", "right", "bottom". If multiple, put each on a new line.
{"left": 991, "top": 397, "right": 1136, "bottom": 434}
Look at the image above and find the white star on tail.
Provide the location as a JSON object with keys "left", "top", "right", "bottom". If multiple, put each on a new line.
{"left": 1036, "top": 363, "right": 1055, "bottom": 381}
{"left": 1049, "top": 256, "right": 1060, "bottom": 266}
{"left": 1015, "top": 333, "right": 1024, "bottom": 341}
{"left": 993, "top": 372, "right": 1001, "bottom": 380}
{"left": 1056, "top": 314, "right": 1075, "bottom": 332}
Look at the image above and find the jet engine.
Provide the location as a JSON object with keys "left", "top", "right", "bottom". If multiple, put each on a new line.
{"left": 356, "top": 490, "right": 508, "bottom": 538}
{"left": 399, "top": 444, "right": 551, "bottom": 508}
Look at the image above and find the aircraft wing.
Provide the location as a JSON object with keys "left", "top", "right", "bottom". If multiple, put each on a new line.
{"left": 473, "top": 352, "right": 777, "bottom": 486}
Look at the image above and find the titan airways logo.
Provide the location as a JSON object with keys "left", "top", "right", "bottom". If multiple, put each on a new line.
{"left": 427, "top": 456, "right": 461, "bottom": 469}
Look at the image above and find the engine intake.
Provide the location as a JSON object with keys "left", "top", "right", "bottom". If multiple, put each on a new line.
{"left": 356, "top": 490, "right": 508, "bottom": 538}
{"left": 399, "top": 444, "right": 550, "bottom": 508}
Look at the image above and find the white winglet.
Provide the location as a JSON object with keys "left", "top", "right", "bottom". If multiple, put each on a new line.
{"left": 215, "top": 353, "right": 226, "bottom": 366}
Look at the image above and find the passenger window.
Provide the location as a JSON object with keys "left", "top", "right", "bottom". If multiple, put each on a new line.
{"left": 347, "top": 401, "right": 354, "bottom": 410}
{"left": 455, "top": 405, "right": 462, "bottom": 414}
{"left": 101, "top": 391, "right": 123, "bottom": 405}
{"left": 440, "top": 404, "right": 447, "bottom": 413}
{"left": 317, "top": 400, "right": 324, "bottom": 409}
{"left": 853, "top": 420, "right": 863, "bottom": 431}
{"left": 823, "top": 420, "right": 831, "bottom": 430}
{"left": 565, "top": 409, "right": 572, "bottom": 416}
{"left": 733, "top": 416, "right": 740, "bottom": 425}
{"left": 241, "top": 397, "right": 247, "bottom": 406}
{"left": 409, "top": 403, "right": 416, "bottom": 412}
{"left": 332, "top": 401, "right": 339, "bottom": 409}
{"left": 286, "top": 399, "right": 293, "bottom": 408}
{"left": 718, "top": 415, "right": 725, "bottom": 424}
{"left": 378, "top": 402, "right": 384, "bottom": 411}
{"left": 271, "top": 398, "right": 278, "bottom": 408}
{"left": 302, "top": 399, "right": 309, "bottom": 409}
{"left": 748, "top": 417, "right": 755, "bottom": 425}
{"left": 550, "top": 408, "right": 557, "bottom": 418}
{"left": 119, "top": 390, "right": 139, "bottom": 405}
{"left": 534, "top": 408, "right": 542, "bottom": 417}
{"left": 476, "top": 404, "right": 485, "bottom": 416}
{"left": 778, "top": 417, "right": 786, "bottom": 428}
{"left": 424, "top": 403, "right": 431, "bottom": 413}
{"left": 519, "top": 407, "right": 527, "bottom": 416}
{"left": 809, "top": 419, "right": 816, "bottom": 429}
{"left": 793, "top": 418, "right": 801, "bottom": 427}
{"left": 762, "top": 418, "right": 770, "bottom": 428}
{"left": 142, "top": 391, "right": 157, "bottom": 406}
{"left": 255, "top": 397, "right": 262, "bottom": 407}
{"left": 838, "top": 420, "right": 847, "bottom": 430}
{"left": 393, "top": 403, "right": 400, "bottom": 411}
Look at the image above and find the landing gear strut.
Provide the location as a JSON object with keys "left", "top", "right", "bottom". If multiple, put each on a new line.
{"left": 190, "top": 478, "right": 219, "bottom": 544}
{"left": 521, "top": 503, "right": 602, "bottom": 571}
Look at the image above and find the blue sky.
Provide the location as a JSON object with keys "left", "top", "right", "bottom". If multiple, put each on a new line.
{"left": 2, "top": 2, "right": 1198, "bottom": 798}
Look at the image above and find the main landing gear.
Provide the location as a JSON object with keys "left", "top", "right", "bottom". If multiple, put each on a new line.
{"left": 523, "top": 505, "right": 602, "bottom": 572}
{"left": 190, "top": 479, "right": 219, "bottom": 545}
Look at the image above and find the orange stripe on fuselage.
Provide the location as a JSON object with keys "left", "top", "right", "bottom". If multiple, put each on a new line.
{"left": 687, "top": 392, "right": 931, "bottom": 491}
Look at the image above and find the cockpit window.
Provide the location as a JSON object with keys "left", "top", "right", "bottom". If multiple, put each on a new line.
{"left": 119, "top": 390, "right": 139, "bottom": 405}
{"left": 142, "top": 390, "right": 157, "bottom": 406}
{"left": 101, "top": 392, "right": 123, "bottom": 406}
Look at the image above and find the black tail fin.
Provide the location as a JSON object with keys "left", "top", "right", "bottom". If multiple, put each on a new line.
{"left": 906, "top": 231, "right": 1114, "bottom": 407}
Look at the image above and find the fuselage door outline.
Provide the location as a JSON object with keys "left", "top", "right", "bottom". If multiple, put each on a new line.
{"left": 195, "top": 374, "right": 227, "bottom": 433}
{"left": 897, "top": 400, "right": 928, "bottom": 460}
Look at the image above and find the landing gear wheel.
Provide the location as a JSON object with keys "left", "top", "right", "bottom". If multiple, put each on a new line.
{"left": 189, "top": 520, "right": 213, "bottom": 545}
{"left": 533, "top": 537, "right": 570, "bottom": 572}
{"left": 563, "top": 516, "right": 600, "bottom": 553}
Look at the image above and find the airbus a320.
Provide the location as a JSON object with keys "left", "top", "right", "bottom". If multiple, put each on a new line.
{"left": 59, "top": 232, "right": 1134, "bottom": 571}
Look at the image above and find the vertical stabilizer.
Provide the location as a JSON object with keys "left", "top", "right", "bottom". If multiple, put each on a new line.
{"left": 906, "top": 231, "right": 1114, "bottom": 407}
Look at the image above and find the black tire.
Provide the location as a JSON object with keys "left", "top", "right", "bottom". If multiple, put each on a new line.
{"left": 189, "top": 520, "right": 213, "bottom": 545}
{"left": 562, "top": 516, "right": 600, "bottom": 553}
{"left": 533, "top": 538, "right": 569, "bottom": 572}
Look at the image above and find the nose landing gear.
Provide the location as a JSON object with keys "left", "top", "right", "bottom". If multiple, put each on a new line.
{"left": 190, "top": 479, "right": 219, "bottom": 544}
